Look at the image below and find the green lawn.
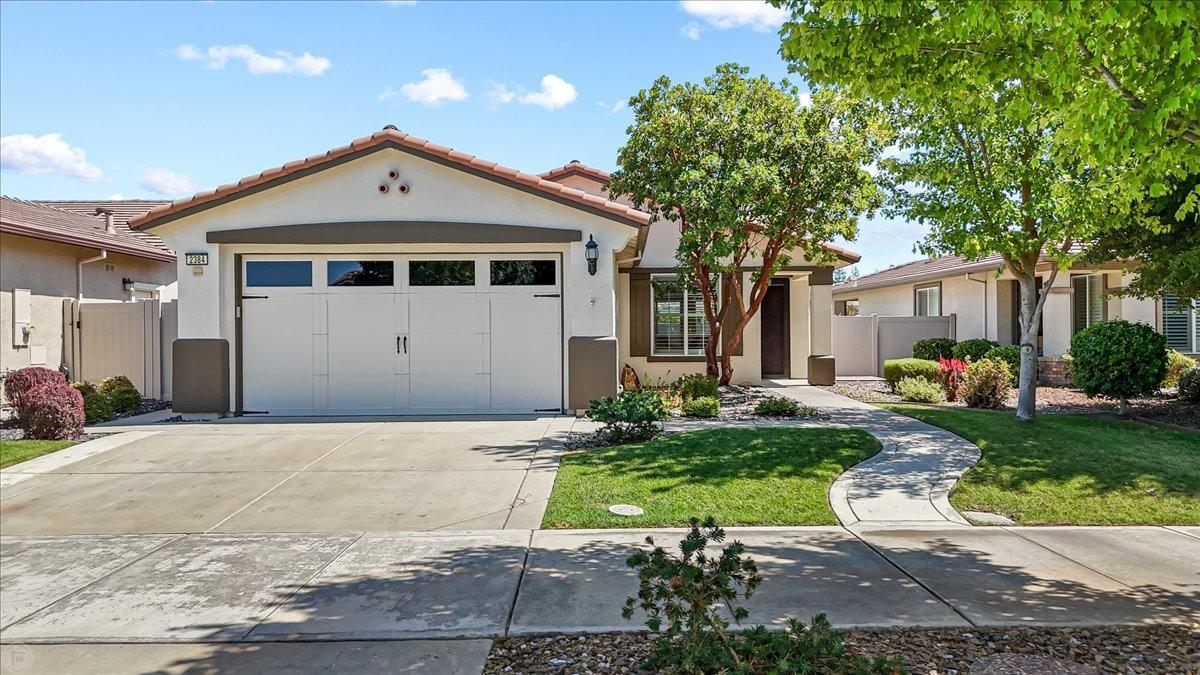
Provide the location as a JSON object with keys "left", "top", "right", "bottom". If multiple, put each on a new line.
{"left": 0, "top": 439, "right": 77, "bottom": 469}
{"left": 542, "top": 427, "right": 880, "bottom": 528}
{"left": 882, "top": 404, "right": 1200, "bottom": 525}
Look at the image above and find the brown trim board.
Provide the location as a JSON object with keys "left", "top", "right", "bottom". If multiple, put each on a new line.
{"left": 208, "top": 221, "right": 582, "bottom": 245}
{"left": 913, "top": 280, "right": 943, "bottom": 316}
{"left": 234, "top": 254, "right": 243, "bottom": 416}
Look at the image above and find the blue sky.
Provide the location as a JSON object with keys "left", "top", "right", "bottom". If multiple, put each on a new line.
{"left": 0, "top": 0, "right": 925, "bottom": 273}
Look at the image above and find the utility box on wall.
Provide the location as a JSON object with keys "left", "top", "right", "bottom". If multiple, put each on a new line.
{"left": 11, "top": 288, "right": 32, "bottom": 348}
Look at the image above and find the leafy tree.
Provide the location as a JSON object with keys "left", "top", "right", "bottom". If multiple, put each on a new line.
{"left": 877, "top": 93, "right": 1133, "bottom": 421}
{"left": 608, "top": 64, "right": 889, "bottom": 384}
{"left": 775, "top": 0, "right": 1200, "bottom": 208}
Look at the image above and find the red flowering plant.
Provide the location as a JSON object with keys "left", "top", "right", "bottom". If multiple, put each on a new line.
{"left": 938, "top": 357, "right": 968, "bottom": 402}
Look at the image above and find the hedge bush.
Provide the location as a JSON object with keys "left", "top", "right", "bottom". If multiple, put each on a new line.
{"left": 587, "top": 390, "right": 666, "bottom": 443}
{"left": 1071, "top": 320, "right": 1167, "bottom": 413}
{"left": 754, "top": 396, "right": 800, "bottom": 417}
{"left": 984, "top": 345, "right": 1021, "bottom": 383}
{"left": 71, "top": 381, "right": 115, "bottom": 424}
{"left": 912, "top": 337, "right": 956, "bottom": 361}
{"left": 1164, "top": 350, "right": 1196, "bottom": 389}
{"left": 3, "top": 366, "right": 66, "bottom": 411}
{"left": 20, "top": 382, "right": 85, "bottom": 440}
{"left": 883, "top": 358, "right": 940, "bottom": 392}
{"left": 681, "top": 396, "right": 720, "bottom": 418}
{"left": 952, "top": 338, "right": 999, "bottom": 363}
{"left": 98, "top": 375, "right": 141, "bottom": 414}
{"left": 960, "top": 358, "right": 1011, "bottom": 409}
{"left": 896, "top": 376, "right": 946, "bottom": 404}
{"left": 675, "top": 373, "right": 719, "bottom": 401}
{"left": 1179, "top": 367, "right": 1200, "bottom": 404}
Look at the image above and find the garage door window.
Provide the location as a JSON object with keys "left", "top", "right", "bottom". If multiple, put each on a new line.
{"left": 410, "top": 260, "right": 475, "bottom": 286}
{"left": 328, "top": 260, "right": 394, "bottom": 287}
{"left": 490, "top": 260, "right": 555, "bottom": 286}
{"left": 246, "top": 261, "right": 311, "bottom": 287}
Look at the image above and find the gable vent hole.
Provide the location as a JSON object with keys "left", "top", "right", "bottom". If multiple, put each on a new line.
{"left": 397, "top": 183, "right": 410, "bottom": 194}
{"left": 387, "top": 169, "right": 399, "bottom": 180}
{"left": 378, "top": 184, "right": 389, "bottom": 194}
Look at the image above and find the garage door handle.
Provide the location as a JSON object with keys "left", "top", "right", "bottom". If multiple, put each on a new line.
{"left": 397, "top": 335, "right": 407, "bottom": 354}
{"left": 534, "top": 293, "right": 560, "bottom": 298}
{"left": 241, "top": 295, "right": 270, "bottom": 300}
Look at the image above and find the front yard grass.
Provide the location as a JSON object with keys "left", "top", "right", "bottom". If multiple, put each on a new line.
{"left": 0, "top": 439, "right": 76, "bottom": 469}
{"left": 882, "top": 404, "right": 1200, "bottom": 525}
{"left": 541, "top": 427, "right": 879, "bottom": 528}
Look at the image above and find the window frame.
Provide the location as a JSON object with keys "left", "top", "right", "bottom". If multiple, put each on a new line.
{"left": 1163, "top": 294, "right": 1199, "bottom": 353}
{"left": 1071, "top": 273, "right": 1106, "bottom": 335}
{"left": 649, "top": 273, "right": 720, "bottom": 359}
{"left": 244, "top": 260, "right": 313, "bottom": 288}
{"left": 913, "top": 283, "right": 941, "bottom": 317}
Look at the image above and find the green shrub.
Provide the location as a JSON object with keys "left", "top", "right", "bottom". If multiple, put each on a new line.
{"left": 1071, "top": 320, "right": 1168, "bottom": 414}
{"left": 1164, "top": 350, "right": 1196, "bottom": 389}
{"left": 1179, "top": 367, "right": 1200, "bottom": 404}
{"left": 98, "top": 375, "right": 141, "bottom": 414}
{"left": 952, "top": 338, "right": 1000, "bottom": 362}
{"left": 960, "top": 358, "right": 1012, "bottom": 409}
{"left": 675, "top": 373, "right": 719, "bottom": 401}
{"left": 71, "top": 381, "right": 114, "bottom": 424}
{"left": 984, "top": 345, "right": 1021, "bottom": 383}
{"left": 654, "top": 387, "right": 683, "bottom": 410}
{"left": 623, "top": 518, "right": 899, "bottom": 674}
{"left": 912, "top": 337, "right": 956, "bottom": 361}
{"left": 882, "top": 358, "right": 940, "bottom": 392}
{"left": 754, "top": 396, "right": 800, "bottom": 417}
{"left": 681, "top": 396, "right": 720, "bottom": 418}
{"left": 587, "top": 390, "right": 666, "bottom": 443}
{"left": 896, "top": 376, "right": 946, "bottom": 403}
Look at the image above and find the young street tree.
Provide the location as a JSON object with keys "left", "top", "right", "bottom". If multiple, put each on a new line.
{"left": 607, "top": 63, "right": 889, "bottom": 384}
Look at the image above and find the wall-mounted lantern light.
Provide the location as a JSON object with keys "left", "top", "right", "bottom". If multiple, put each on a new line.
{"left": 585, "top": 234, "right": 599, "bottom": 276}
{"left": 122, "top": 277, "right": 134, "bottom": 292}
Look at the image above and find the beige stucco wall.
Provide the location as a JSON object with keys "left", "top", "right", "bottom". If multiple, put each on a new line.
{"left": 1, "top": 234, "right": 175, "bottom": 380}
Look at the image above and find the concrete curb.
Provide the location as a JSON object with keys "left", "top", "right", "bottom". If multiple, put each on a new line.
{"left": 0, "top": 431, "right": 160, "bottom": 489}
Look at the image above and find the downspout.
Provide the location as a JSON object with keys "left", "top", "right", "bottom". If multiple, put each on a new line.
{"left": 77, "top": 250, "right": 107, "bottom": 301}
{"left": 965, "top": 272, "right": 988, "bottom": 340}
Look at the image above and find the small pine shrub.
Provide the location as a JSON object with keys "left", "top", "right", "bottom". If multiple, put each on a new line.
{"left": 984, "top": 345, "right": 1021, "bottom": 383}
{"left": 98, "top": 375, "right": 141, "bottom": 414}
{"left": 883, "top": 358, "right": 940, "bottom": 392}
{"left": 587, "top": 390, "right": 666, "bottom": 443}
{"left": 682, "top": 396, "right": 720, "bottom": 418}
{"left": 896, "top": 376, "right": 946, "bottom": 403}
{"left": 959, "top": 358, "right": 1012, "bottom": 409}
{"left": 754, "top": 396, "right": 800, "bottom": 417}
{"left": 912, "top": 337, "right": 956, "bottom": 361}
{"left": 20, "top": 382, "right": 85, "bottom": 440}
{"left": 1179, "top": 367, "right": 1200, "bottom": 404}
{"left": 952, "top": 338, "right": 1000, "bottom": 363}
{"left": 675, "top": 373, "right": 719, "bottom": 401}
{"left": 1164, "top": 350, "right": 1196, "bottom": 389}
{"left": 3, "top": 366, "right": 66, "bottom": 411}
{"left": 71, "top": 381, "right": 115, "bottom": 424}
{"left": 1071, "top": 320, "right": 1167, "bottom": 414}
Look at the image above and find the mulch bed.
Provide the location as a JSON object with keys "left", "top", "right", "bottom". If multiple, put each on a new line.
{"left": 485, "top": 625, "right": 1200, "bottom": 674}
{"left": 822, "top": 382, "right": 1199, "bottom": 431}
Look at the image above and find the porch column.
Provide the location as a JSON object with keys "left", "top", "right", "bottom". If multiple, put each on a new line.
{"left": 808, "top": 270, "right": 833, "bottom": 355}
{"left": 1041, "top": 271, "right": 1073, "bottom": 357}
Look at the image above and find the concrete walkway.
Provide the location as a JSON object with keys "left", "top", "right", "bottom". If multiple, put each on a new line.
{"left": 769, "top": 384, "right": 982, "bottom": 527}
{"left": 1, "top": 526, "right": 1196, "bottom": 672}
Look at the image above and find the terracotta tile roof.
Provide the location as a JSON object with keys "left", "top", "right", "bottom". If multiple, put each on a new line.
{"left": 539, "top": 159, "right": 613, "bottom": 183}
{"left": 34, "top": 199, "right": 170, "bottom": 250}
{"left": 833, "top": 245, "right": 1088, "bottom": 293}
{"left": 0, "top": 197, "right": 175, "bottom": 262}
{"left": 128, "top": 128, "right": 653, "bottom": 231}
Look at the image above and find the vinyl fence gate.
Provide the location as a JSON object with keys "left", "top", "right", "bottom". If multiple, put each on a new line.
{"left": 832, "top": 314, "right": 956, "bottom": 377}
{"left": 62, "top": 299, "right": 177, "bottom": 400}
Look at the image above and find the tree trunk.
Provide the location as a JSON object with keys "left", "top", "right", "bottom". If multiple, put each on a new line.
{"left": 1015, "top": 272, "right": 1041, "bottom": 422}
{"left": 719, "top": 347, "right": 734, "bottom": 386}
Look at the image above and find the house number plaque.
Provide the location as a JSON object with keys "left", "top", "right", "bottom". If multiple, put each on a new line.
{"left": 185, "top": 253, "right": 209, "bottom": 266}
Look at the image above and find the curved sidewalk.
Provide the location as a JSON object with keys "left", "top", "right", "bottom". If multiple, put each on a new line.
{"left": 772, "top": 385, "right": 981, "bottom": 527}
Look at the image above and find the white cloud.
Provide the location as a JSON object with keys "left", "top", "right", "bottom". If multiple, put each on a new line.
{"left": 679, "top": 1, "right": 789, "bottom": 31}
{"left": 139, "top": 167, "right": 195, "bottom": 196}
{"left": 176, "top": 44, "right": 331, "bottom": 76}
{"left": 377, "top": 86, "right": 400, "bottom": 101}
{"left": 380, "top": 0, "right": 417, "bottom": 5}
{"left": 680, "top": 21, "right": 702, "bottom": 39}
{"left": 610, "top": 100, "right": 627, "bottom": 114}
{"left": 399, "top": 68, "right": 469, "bottom": 105}
{"left": 518, "top": 74, "right": 577, "bottom": 111}
{"left": 106, "top": 193, "right": 125, "bottom": 200}
{"left": 0, "top": 133, "right": 106, "bottom": 182}
{"left": 485, "top": 81, "right": 516, "bottom": 108}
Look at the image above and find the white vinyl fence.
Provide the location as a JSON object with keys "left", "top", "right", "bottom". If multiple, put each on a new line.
{"left": 832, "top": 314, "right": 956, "bottom": 377}
{"left": 63, "top": 299, "right": 177, "bottom": 400}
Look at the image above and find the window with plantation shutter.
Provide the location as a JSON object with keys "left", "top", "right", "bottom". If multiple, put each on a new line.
{"left": 650, "top": 274, "right": 719, "bottom": 357}
{"left": 1072, "top": 274, "right": 1105, "bottom": 334}
{"left": 1163, "top": 294, "right": 1199, "bottom": 352}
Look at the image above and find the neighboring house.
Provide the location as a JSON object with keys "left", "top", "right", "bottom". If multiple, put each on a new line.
{"left": 0, "top": 197, "right": 177, "bottom": 390}
{"left": 832, "top": 253, "right": 1199, "bottom": 361}
{"left": 126, "top": 127, "right": 855, "bottom": 417}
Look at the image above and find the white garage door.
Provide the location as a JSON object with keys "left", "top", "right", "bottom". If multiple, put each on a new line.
{"left": 240, "top": 255, "right": 561, "bottom": 415}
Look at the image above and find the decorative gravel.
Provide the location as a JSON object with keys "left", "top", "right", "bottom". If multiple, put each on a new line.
{"left": 485, "top": 625, "right": 1200, "bottom": 674}
{"left": 111, "top": 397, "right": 171, "bottom": 421}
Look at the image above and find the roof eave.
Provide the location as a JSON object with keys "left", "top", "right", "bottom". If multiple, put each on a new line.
{"left": 0, "top": 220, "right": 177, "bottom": 263}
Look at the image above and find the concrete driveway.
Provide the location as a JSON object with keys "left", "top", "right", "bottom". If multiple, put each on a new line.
{"left": 0, "top": 416, "right": 571, "bottom": 535}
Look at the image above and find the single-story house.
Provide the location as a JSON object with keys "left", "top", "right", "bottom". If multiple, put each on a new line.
{"left": 127, "top": 127, "right": 856, "bottom": 417}
{"left": 1, "top": 197, "right": 176, "bottom": 395}
{"left": 833, "top": 253, "right": 1199, "bottom": 366}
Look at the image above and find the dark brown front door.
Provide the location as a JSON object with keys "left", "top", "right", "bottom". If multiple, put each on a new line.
{"left": 760, "top": 280, "right": 790, "bottom": 378}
